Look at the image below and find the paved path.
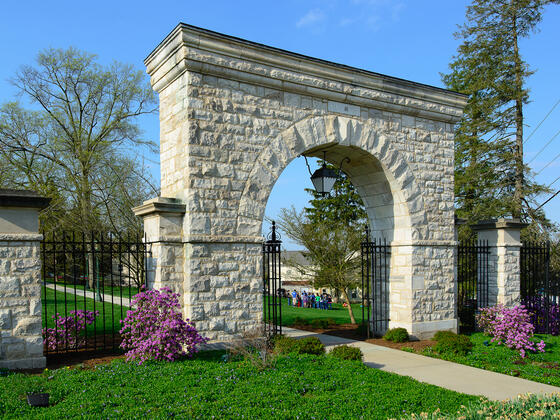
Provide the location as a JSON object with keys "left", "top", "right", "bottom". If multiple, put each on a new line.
{"left": 284, "top": 327, "right": 560, "bottom": 401}
{"left": 44, "top": 283, "right": 133, "bottom": 307}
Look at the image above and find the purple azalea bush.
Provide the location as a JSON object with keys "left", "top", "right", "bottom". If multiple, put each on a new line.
{"left": 521, "top": 295, "right": 560, "bottom": 335}
{"left": 477, "top": 304, "right": 546, "bottom": 358}
{"left": 42, "top": 310, "right": 99, "bottom": 351}
{"left": 119, "top": 287, "right": 207, "bottom": 364}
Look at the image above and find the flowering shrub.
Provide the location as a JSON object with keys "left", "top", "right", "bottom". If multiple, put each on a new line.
{"left": 477, "top": 304, "right": 545, "bottom": 358}
{"left": 42, "top": 310, "right": 99, "bottom": 350}
{"left": 119, "top": 287, "right": 207, "bottom": 364}
{"left": 522, "top": 295, "right": 560, "bottom": 335}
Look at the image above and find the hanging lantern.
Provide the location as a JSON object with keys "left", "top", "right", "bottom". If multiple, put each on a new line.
{"left": 310, "top": 160, "right": 338, "bottom": 196}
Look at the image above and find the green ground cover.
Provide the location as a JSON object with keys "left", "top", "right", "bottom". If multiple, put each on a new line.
{"left": 266, "top": 297, "right": 363, "bottom": 326}
{"left": 41, "top": 287, "right": 129, "bottom": 338}
{"left": 0, "top": 352, "right": 480, "bottom": 419}
{"left": 415, "top": 332, "right": 560, "bottom": 387}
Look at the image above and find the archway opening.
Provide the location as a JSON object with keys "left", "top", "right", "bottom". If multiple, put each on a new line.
{"left": 261, "top": 137, "right": 413, "bottom": 335}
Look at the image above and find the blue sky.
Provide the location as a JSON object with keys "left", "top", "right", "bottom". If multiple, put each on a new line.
{"left": 1, "top": 1, "right": 559, "bottom": 248}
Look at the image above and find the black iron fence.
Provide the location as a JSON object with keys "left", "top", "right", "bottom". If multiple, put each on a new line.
{"left": 41, "top": 231, "right": 149, "bottom": 355}
{"left": 521, "top": 241, "right": 559, "bottom": 335}
{"left": 457, "top": 240, "right": 490, "bottom": 333}
{"left": 263, "top": 221, "right": 282, "bottom": 336}
{"left": 361, "top": 228, "right": 390, "bottom": 337}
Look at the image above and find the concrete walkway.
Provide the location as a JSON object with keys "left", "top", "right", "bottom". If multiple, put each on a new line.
{"left": 45, "top": 283, "right": 133, "bottom": 307}
{"left": 284, "top": 327, "right": 560, "bottom": 401}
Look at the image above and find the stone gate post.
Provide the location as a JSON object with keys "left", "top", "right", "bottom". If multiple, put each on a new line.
{"left": 0, "top": 190, "right": 50, "bottom": 369}
{"left": 132, "top": 197, "right": 186, "bottom": 294}
{"left": 472, "top": 219, "right": 527, "bottom": 307}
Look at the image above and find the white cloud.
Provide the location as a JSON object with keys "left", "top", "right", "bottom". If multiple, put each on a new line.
{"left": 339, "top": 17, "right": 356, "bottom": 27}
{"left": 296, "top": 9, "right": 326, "bottom": 28}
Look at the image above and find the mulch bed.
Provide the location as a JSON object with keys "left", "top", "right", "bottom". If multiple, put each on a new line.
{"left": 16, "top": 325, "right": 435, "bottom": 375}
{"left": 291, "top": 323, "right": 436, "bottom": 352}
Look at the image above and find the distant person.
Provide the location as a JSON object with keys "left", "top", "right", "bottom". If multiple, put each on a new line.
{"left": 291, "top": 289, "right": 297, "bottom": 307}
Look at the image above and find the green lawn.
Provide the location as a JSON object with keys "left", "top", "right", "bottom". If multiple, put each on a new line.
{"left": 418, "top": 332, "right": 560, "bottom": 387}
{"left": 41, "top": 287, "right": 130, "bottom": 340}
{"left": 0, "top": 352, "right": 480, "bottom": 419}
{"left": 45, "top": 280, "right": 141, "bottom": 300}
{"left": 266, "top": 297, "right": 363, "bottom": 326}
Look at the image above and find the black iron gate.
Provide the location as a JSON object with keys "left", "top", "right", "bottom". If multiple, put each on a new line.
{"left": 361, "top": 227, "right": 390, "bottom": 337}
{"left": 41, "top": 231, "right": 149, "bottom": 355}
{"left": 263, "top": 221, "right": 282, "bottom": 335}
{"left": 457, "top": 240, "right": 490, "bottom": 333}
{"left": 521, "top": 241, "right": 559, "bottom": 334}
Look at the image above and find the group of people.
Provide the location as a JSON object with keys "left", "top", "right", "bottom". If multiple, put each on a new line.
{"left": 289, "top": 290, "right": 332, "bottom": 310}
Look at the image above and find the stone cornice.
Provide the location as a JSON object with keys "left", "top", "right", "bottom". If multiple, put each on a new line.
{"left": 132, "top": 197, "right": 186, "bottom": 218}
{"left": 145, "top": 23, "right": 468, "bottom": 123}
{"left": 146, "top": 234, "right": 264, "bottom": 244}
{"left": 471, "top": 218, "right": 528, "bottom": 231}
{"left": 0, "top": 189, "right": 50, "bottom": 209}
{"left": 390, "top": 240, "right": 458, "bottom": 247}
{"left": 0, "top": 233, "right": 43, "bottom": 241}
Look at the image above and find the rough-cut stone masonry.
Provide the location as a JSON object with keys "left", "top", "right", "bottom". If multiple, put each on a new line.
{"left": 473, "top": 219, "right": 526, "bottom": 308}
{"left": 136, "top": 23, "right": 470, "bottom": 341}
{"left": 0, "top": 190, "right": 49, "bottom": 369}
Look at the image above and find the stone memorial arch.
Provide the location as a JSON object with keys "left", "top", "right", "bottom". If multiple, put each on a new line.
{"left": 133, "top": 23, "right": 468, "bottom": 342}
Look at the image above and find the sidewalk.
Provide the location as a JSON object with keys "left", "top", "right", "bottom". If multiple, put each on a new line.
{"left": 284, "top": 327, "right": 560, "bottom": 401}
{"left": 44, "top": 283, "right": 133, "bottom": 307}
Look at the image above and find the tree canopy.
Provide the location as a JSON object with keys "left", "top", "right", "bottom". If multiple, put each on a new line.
{"left": 0, "top": 47, "right": 158, "bottom": 235}
{"left": 443, "top": 0, "right": 558, "bottom": 238}
{"left": 278, "top": 164, "right": 367, "bottom": 324}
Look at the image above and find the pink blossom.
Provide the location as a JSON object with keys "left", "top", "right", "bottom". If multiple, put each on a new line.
{"left": 477, "top": 304, "right": 546, "bottom": 358}
{"left": 119, "top": 287, "right": 208, "bottom": 364}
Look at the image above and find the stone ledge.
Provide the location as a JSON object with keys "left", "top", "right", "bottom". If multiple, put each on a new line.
{"left": 471, "top": 218, "right": 528, "bottom": 231}
{"left": 132, "top": 197, "right": 186, "bottom": 217}
{"left": 0, "top": 233, "right": 43, "bottom": 241}
{"left": 0, "top": 356, "right": 46, "bottom": 370}
{"left": 390, "top": 240, "right": 458, "bottom": 247}
{"left": 146, "top": 234, "right": 264, "bottom": 244}
{"left": 186, "top": 234, "right": 264, "bottom": 244}
{"left": 0, "top": 189, "right": 50, "bottom": 209}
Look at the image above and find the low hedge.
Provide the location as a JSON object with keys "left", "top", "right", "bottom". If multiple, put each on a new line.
{"left": 434, "top": 334, "right": 473, "bottom": 356}
{"left": 383, "top": 327, "right": 409, "bottom": 343}
{"left": 329, "top": 345, "right": 363, "bottom": 361}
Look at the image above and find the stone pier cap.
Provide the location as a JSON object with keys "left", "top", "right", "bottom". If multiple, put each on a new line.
{"left": 471, "top": 218, "right": 528, "bottom": 245}
{"left": 0, "top": 189, "right": 51, "bottom": 235}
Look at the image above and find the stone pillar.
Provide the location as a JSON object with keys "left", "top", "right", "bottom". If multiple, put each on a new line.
{"left": 0, "top": 190, "right": 50, "bottom": 369}
{"left": 133, "top": 197, "right": 263, "bottom": 343}
{"left": 472, "top": 219, "right": 527, "bottom": 307}
{"left": 132, "top": 197, "right": 186, "bottom": 294}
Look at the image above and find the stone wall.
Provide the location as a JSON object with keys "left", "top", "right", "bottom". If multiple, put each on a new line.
{"left": 140, "top": 24, "right": 469, "bottom": 341}
{"left": 0, "top": 190, "right": 49, "bottom": 369}
{"left": 473, "top": 219, "right": 526, "bottom": 308}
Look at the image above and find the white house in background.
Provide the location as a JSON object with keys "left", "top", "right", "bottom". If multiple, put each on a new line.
{"left": 281, "top": 250, "right": 362, "bottom": 302}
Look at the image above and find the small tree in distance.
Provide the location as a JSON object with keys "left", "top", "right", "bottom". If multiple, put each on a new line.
{"left": 277, "top": 163, "right": 367, "bottom": 324}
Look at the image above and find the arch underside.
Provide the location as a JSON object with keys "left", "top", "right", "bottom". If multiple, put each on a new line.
{"left": 238, "top": 114, "right": 426, "bottom": 244}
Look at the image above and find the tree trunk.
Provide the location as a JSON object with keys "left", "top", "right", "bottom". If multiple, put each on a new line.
{"left": 512, "top": 13, "right": 524, "bottom": 220}
{"left": 87, "top": 249, "right": 95, "bottom": 290}
{"left": 341, "top": 288, "right": 357, "bottom": 325}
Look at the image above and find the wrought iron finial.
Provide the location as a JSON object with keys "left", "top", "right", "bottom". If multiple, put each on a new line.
{"left": 266, "top": 221, "right": 281, "bottom": 243}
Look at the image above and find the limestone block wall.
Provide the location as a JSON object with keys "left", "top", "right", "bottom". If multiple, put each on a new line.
{"left": 473, "top": 219, "right": 526, "bottom": 309}
{"left": 0, "top": 237, "right": 44, "bottom": 369}
{"left": 0, "top": 190, "right": 49, "bottom": 369}
{"left": 184, "top": 242, "right": 262, "bottom": 341}
{"left": 143, "top": 24, "right": 469, "bottom": 341}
